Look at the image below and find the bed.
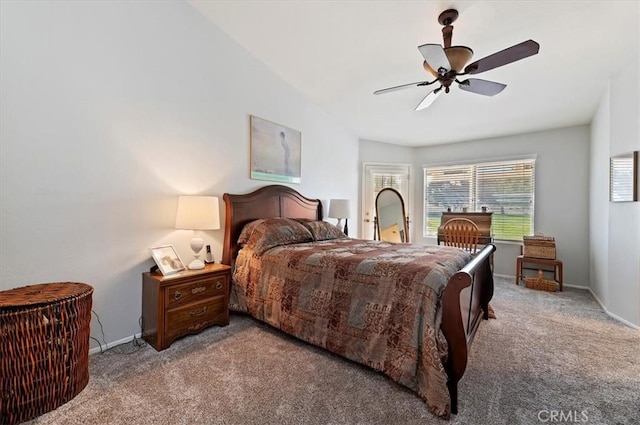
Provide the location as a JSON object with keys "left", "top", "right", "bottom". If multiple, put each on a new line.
{"left": 222, "top": 185, "right": 495, "bottom": 418}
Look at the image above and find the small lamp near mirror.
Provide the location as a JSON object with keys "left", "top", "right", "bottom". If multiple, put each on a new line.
{"left": 175, "top": 196, "right": 220, "bottom": 270}
{"left": 329, "top": 199, "right": 351, "bottom": 236}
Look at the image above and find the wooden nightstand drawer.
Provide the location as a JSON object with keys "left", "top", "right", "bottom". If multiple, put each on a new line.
{"left": 164, "top": 296, "right": 227, "bottom": 346}
{"left": 165, "top": 275, "right": 227, "bottom": 309}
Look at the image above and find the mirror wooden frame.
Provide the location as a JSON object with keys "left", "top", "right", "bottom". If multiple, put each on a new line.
{"left": 375, "top": 188, "right": 409, "bottom": 243}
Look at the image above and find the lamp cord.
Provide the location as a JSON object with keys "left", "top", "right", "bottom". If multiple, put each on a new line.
{"left": 91, "top": 310, "right": 147, "bottom": 355}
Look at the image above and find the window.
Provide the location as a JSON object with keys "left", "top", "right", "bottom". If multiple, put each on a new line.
{"left": 424, "top": 158, "right": 535, "bottom": 241}
{"left": 373, "top": 174, "right": 403, "bottom": 193}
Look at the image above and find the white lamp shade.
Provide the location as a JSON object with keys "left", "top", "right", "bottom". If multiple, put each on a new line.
{"left": 328, "top": 199, "right": 351, "bottom": 219}
{"left": 175, "top": 196, "right": 220, "bottom": 230}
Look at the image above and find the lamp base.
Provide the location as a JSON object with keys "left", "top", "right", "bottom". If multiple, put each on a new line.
{"left": 188, "top": 258, "right": 205, "bottom": 270}
{"left": 189, "top": 235, "right": 205, "bottom": 270}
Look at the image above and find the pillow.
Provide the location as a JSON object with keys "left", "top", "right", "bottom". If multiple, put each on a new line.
{"left": 243, "top": 217, "right": 313, "bottom": 254}
{"left": 237, "top": 219, "right": 265, "bottom": 246}
{"left": 299, "top": 220, "right": 347, "bottom": 241}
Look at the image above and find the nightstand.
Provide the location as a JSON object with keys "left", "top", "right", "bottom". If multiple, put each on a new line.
{"left": 142, "top": 263, "right": 231, "bottom": 351}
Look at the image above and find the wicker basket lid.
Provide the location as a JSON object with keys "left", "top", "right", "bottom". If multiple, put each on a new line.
{"left": 0, "top": 282, "right": 93, "bottom": 310}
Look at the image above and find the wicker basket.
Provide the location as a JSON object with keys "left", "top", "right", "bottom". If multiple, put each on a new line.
{"left": 525, "top": 270, "right": 558, "bottom": 292}
{"left": 523, "top": 233, "right": 556, "bottom": 259}
{"left": 0, "top": 282, "right": 94, "bottom": 425}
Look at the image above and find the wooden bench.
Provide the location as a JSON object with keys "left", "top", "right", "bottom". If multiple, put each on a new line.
{"left": 516, "top": 255, "right": 563, "bottom": 291}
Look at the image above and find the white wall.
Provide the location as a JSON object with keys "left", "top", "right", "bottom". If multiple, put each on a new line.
{"left": 360, "top": 126, "right": 591, "bottom": 284}
{"left": 359, "top": 139, "right": 414, "bottom": 164}
{"left": 0, "top": 2, "right": 358, "bottom": 347}
{"left": 590, "top": 55, "right": 640, "bottom": 327}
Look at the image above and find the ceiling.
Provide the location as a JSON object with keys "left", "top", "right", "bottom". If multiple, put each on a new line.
{"left": 189, "top": 1, "right": 639, "bottom": 147}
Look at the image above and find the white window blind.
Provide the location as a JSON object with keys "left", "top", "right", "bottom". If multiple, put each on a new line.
{"left": 374, "top": 174, "right": 403, "bottom": 193}
{"left": 424, "top": 158, "right": 535, "bottom": 241}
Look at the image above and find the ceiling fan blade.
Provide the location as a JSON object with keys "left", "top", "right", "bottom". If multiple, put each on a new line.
{"left": 374, "top": 81, "right": 431, "bottom": 95}
{"left": 464, "top": 39, "right": 540, "bottom": 75}
{"left": 415, "top": 88, "right": 442, "bottom": 111}
{"left": 458, "top": 78, "right": 506, "bottom": 96}
{"left": 418, "top": 44, "right": 451, "bottom": 73}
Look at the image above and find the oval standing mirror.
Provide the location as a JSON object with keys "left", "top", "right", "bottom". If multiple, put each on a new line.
{"left": 375, "top": 188, "right": 409, "bottom": 243}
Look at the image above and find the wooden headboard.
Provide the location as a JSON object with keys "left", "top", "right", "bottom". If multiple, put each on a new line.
{"left": 221, "top": 185, "right": 323, "bottom": 268}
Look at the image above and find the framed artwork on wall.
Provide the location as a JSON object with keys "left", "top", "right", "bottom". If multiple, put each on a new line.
{"left": 150, "top": 245, "right": 186, "bottom": 276}
{"left": 250, "top": 115, "right": 301, "bottom": 184}
{"left": 609, "top": 151, "right": 638, "bottom": 202}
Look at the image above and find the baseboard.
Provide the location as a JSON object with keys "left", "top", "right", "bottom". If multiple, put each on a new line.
{"left": 587, "top": 289, "right": 640, "bottom": 330}
{"left": 89, "top": 333, "right": 142, "bottom": 355}
{"left": 562, "top": 283, "right": 590, "bottom": 290}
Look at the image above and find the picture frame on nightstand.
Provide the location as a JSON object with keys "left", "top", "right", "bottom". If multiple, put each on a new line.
{"left": 150, "top": 245, "right": 185, "bottom": 276}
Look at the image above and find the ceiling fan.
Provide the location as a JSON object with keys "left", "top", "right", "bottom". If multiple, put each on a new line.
{"left": 374, "top": 9, "right": 540, "bottom": 111}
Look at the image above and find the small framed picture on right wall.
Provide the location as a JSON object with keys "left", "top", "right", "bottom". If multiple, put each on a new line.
{"left": 609, "top": 151, "right": 638, "bottom": 202}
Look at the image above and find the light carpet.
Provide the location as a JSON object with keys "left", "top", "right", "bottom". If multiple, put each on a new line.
{"left": 26, "top": 277, "right": 640, "bottom": 425}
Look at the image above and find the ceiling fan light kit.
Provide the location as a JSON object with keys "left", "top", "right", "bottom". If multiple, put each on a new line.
{"left": 423, "top": 46, "right": 474, "bottom": 76}
{"left": 374, "top": 8, "right": 540, "bottom": 111}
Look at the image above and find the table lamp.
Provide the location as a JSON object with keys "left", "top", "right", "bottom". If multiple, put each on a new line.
{"left": 175, "top": 195, "right": 220, "bottom": 269}
{"left": 329, "top": 199, "right": 351, "bottom": 236}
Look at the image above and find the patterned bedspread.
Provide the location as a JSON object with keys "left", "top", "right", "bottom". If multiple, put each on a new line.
{"left": 230, "top": 238, "right": 471, "bottom": 417}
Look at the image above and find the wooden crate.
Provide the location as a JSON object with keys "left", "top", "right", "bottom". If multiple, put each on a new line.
{"left": 523, "top": 234, "right": 556, "bottom": 259}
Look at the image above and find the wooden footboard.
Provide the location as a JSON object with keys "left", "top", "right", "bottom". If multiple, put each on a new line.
{"left": 441, "top": 243, "right": 496, "bottom": 414}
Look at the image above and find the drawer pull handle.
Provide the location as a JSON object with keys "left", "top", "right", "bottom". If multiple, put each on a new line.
{"left": 191, "top": 286, "right": 206, "bottom": 295}
{"left": 190, "top": 306, "right": 207, "bottom": 317}
{"left": 174, "top": 291, "right": 182, "bottom": 300}
{"left": 215, "top": 282, "right": 223, "bottom": 290}
{"left": 187, "top": 322, "right": 206, "bottom": 332}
